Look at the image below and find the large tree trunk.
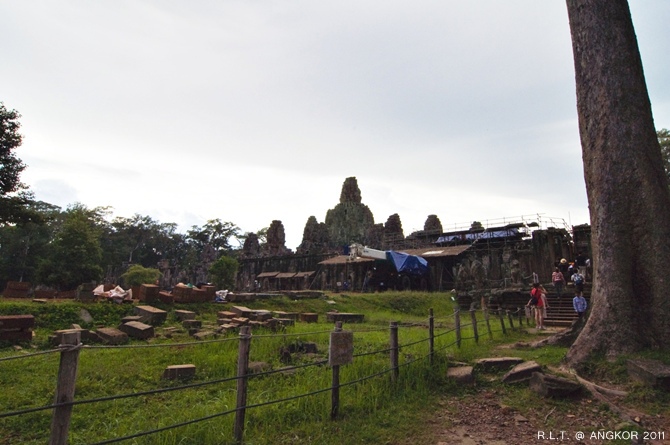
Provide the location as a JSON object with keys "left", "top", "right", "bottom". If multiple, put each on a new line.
{"left": 565, "top": 0, "right": 670, "bottom": 365}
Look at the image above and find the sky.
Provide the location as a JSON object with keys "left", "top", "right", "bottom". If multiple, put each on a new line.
{"left": 1, "top": 1, "right": 668, "bottom": 250}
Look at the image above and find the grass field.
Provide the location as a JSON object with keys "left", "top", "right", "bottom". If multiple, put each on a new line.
{"left": 1, "top": 291, "right": 564, "bottom": 444}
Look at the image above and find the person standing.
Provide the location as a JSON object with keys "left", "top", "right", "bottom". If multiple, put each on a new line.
{"left": 571, "top": 268, "right": 585, "bottom": 294}
{"left": 573, "top": 292, "right": 588, "bottom": 318}
{"left": 551, "top": 267, "right": 566, "bottom": 298}
{"left": 527, "top": 283, "right": 547, "bottom": 330}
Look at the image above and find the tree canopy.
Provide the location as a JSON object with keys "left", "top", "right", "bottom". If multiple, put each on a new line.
{"left": 0, "top": 102, "right": 38, "bottom": 226}
{"left": 0, "top": 102, "right": 25, "bottom": 197}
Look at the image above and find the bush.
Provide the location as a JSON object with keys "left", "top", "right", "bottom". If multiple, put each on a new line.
{"left": 208, "top": 255, "right": 238, "bottom": 290}
{"left": 120, "top": 264, "right": 161, "bottom": 287}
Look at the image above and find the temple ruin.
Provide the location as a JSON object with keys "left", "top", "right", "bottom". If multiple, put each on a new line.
{"left": 234, "top": 177, "right": 592, "bottom": 298}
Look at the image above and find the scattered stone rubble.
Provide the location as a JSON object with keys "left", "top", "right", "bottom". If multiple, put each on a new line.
{"left": 35, "top": 304, "right": 363, "bottom": 350}
{"left": 449, "top": 357, "right": 582, "bottom": 398}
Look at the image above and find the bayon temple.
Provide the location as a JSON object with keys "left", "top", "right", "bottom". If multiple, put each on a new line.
{"left": 234, "top": 177, "right": 592, "bottom": 300}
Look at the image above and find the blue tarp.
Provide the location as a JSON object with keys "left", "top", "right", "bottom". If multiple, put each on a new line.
{"left": 385, "top": 251, "right": 429, "bottom": 276}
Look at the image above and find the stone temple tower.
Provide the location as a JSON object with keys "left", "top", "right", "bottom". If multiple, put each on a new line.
{"left": 324, "top": 177, "right": 375, "bottom": 248}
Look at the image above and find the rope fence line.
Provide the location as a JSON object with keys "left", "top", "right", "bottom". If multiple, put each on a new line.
{"left": 0, "top": 347, "right": 62, "bottom": 362}
{"left": 1, "top": 304, "right": 535, "bottom": 444}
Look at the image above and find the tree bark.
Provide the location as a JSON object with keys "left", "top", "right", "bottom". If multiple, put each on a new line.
{"left": 565, "top": 0, "right": 670, "bottom": 365}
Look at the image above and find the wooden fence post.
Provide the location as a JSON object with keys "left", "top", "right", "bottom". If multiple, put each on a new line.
{"left": 498, "top": 309, "right": 506, "bottom": 335}
{"left": 234, "top": 326, "right": 252, "bottom": 444}
{"left": 469, "top": 309, "right": 479, "bottom": 344}
{"left": 49, "top": 331, "right": 82, "bottom": 445}
{"left": 454, "top": 308, "right": 461, "bottom": 348}
{"left": 390, "top": 321, "right": 399, "bottom": 383}
{"left": 428, "top": 308, "right": 434, "bottom": 366}
{"left": 507, "top": 310, "right": 515, "bottom": 330}
{"left": 331, "top": 321, "right": 342, "bottom": 420}
{"left": 483, "top": 308, "right": 493, "bottom": 339}
{"left": 517, "top": 307, "right": 524, "bottom": 327}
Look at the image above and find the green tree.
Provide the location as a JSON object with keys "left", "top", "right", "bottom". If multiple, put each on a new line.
{"left": 187, "top": 219, "right": 240, "bottom": 254}
{"left": 565, "top": 0, "right": 670, "bottom": 365}
{"left": 37, "top": 204, "right": 104, "bottom": 290}
{"left": 120, "top": 264, "right": 161, "bottom": 287}
{"left": 0, "top": 102, "right": 25, "bottom": 197}
{"left": 109, "top": 214, "right": 170, "bottom": 265}
{"left": 0, "top": 102, "right": 38, "bottom": 225}
{"left": 0, "top": 200, "right": 60, "bottom": 286}
{"left": 208, "top": 255, "right": 238, "bottom": 290}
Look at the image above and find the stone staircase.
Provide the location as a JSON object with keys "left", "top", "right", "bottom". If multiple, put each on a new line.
{"left": 543, "top": 282, "right": 592, "bottom": 327}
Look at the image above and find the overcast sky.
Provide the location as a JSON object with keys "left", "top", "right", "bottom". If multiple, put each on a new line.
{"left": 1, "top": 1, "right": 668, "bottom": 249}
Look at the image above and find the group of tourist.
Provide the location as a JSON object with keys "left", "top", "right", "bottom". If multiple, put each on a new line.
{"left": 526, "top": 253, "right": 590, "bottom": 330}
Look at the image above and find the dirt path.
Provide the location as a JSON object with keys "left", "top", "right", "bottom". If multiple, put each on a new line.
{"left": 418, "top": 388, "right": 669, "bottom": 445}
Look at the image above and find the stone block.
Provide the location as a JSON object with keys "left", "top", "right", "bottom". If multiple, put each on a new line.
{"left": 474, "top": 357, "right": 525, "bottom": 373}
{"left": 34, "top": 289, "right": 56, "bottom": 299}
{"left": 79, "top": 309, "right": 94, "bottom": 324}
{"left": 175, "top": 310, "right": 196, "bottom": 321}
{"left": 158, "top": 291, "right": 174, "bottom": 304}
{"left": 225, "top": 293, "right": 242, "bottom": 302}
{"left": 0, "top": 330, "right": 33, "bottom": 342}
{"left": 253, "top": 310, "right": 273, "bottom": 322}
{"left": 0, "top": 315, "right": 35, "bottom": 330}
{"left": 231, "top": 317, "right": 249, "bottom": 326}
{"left": 96, "top": 327, "right": 129, "bottom": 345}
{"left": 218, "top": 311, "right": 237, "bottom": 319}
{"left": 3, "top": 281, "right": 31, "bottom": 298}
{"left": 201, "top": 285, "right": 216, "bottom": 300}
{"left": 529, "top": 372, "right": 582, "bottom": 398}
{"left": 139, "top": 284, "right": 160, "bottom": 303}
{"left": 300, "top": 313, "right": 318, "bottom": 323}
{"left": 447, "top": 366, "right": 475, "bottom": 385}
{"left": 627, "top": 359, "right": 670, "bottom": 390}
{"left": 0, "top": 315, "right": 35, "bottom": 343}
{"left": 121, "top": 315, "right": 143, "bottom": 323}
{"left": 51, "top": 328, "right": 96, "bottom": 346}
{"left": 134, "top": 305, "right": 167, "bottom": 325}
{"left": 171, "top": 285, "right": 192, "bottom": 303}
{"left": 217, "top": 318, "right": 233, "bottom": 325}
{"left": 119, "top": 321, "right": 155, "bottom": 340}
{"left": 193, "top": 330, "right": 216, "bottom": 340}
{"left": 276, "top": 318, "right": 295, "bottom": 327}
{"left": 182, "top": 319, "right": 202, "bottom": 329}
{"left": 274, "top": 311, "right": 299, "bottom": 320}
{"left": 231, "top": 306, "right": 254, "bottom": 317}
{"left": 249, "top": 321, "right": 267, "bottom": 329}
{"left": 219, "top": 324, "right": 238, "bottom": 334}
{"left": 502, "top": 361, "right": 542, "bottom": 384}
{"left": 326, "top": 312, "right": 365, "bottom": 323}
{"left": 248, "top": 361, "right": 271, "bottom": 374}
{"left": 162, "top": 364, "right": 196, "bottom": 380}
{"left": 190, "top": 287, "right": 209, "bottom": 303}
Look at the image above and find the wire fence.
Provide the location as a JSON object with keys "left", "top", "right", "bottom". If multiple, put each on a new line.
{"left": 0, "top": 306, "right": 533, "bottom": 444}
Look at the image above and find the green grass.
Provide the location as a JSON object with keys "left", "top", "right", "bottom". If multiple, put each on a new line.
{"left": 0, "top": 291, "right": 563, "bottom": 444}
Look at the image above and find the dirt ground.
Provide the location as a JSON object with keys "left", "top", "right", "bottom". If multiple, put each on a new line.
{"left": 422, "top": 389, "right": 668, "bottom": 445}
{"left": 407, "top": 333, "right": 670, "bottom": 445}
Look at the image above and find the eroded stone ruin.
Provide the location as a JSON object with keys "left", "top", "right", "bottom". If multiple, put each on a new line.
{"left": 234, "top": 176, "right": 591, "bottom": 298}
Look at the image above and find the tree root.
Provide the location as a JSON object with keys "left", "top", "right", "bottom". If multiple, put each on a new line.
{"left": 550, "top": 365, "right": 644, "bottom": 425}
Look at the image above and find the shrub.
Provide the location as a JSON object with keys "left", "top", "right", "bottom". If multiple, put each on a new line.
{"left": 120, "top": 264, "right": 161, "bottom": 287}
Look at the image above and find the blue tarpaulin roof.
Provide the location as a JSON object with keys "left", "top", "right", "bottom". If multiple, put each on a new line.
{"left": 385, "top": 251, "right": 429, "bottom": 276}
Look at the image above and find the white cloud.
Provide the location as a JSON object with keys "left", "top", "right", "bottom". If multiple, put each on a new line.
{"left": 2, "top": 0, "right": 667, "bottom": 249}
